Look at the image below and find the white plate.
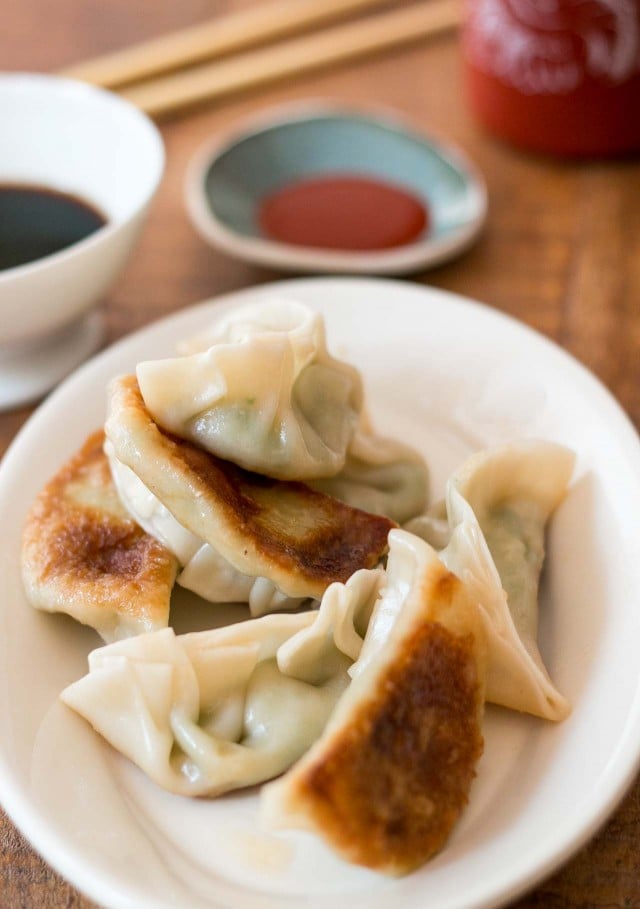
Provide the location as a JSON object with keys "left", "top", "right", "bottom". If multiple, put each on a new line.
{"left": 2, "top": 278, "right": 640, "bottom": 909}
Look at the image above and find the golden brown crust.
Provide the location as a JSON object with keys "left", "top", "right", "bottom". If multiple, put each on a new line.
{"left": 106, "top": 376, "right": 395, "bottom": 598}
{"left": 21, "top": 430, "right": 178, "bottom": 639}
{"left": 264, "top": 555, "right": 485, "bottom": 875}
{"left": 297, "top": 620, "right": 483, "bottom": 873}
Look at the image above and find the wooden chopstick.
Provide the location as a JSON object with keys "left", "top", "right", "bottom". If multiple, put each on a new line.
{"left": 60, "top": 0, "right": 400, "bottom": 89}
{"left": 121, "top": 0, "right": 460, "bottom": 119}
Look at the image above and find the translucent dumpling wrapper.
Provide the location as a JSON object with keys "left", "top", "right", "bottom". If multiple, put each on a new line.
{"left": 136, "top": 299, "right": 364, "bottom": 481}
{"left": 60, "top": 569, "right": 384, "bottom": 796}
{"left": 404, "top": 508, "right": 450, "bottom": 551}
{"left": 310, "top": 417, "right": 429, "bottom": 524}
{"left": 408, "top": 440, "right": 575, "bottom": 721}
{"left": 138, "top": 299, "right": 428, "bottom": 520}
{"left": 262, "top": 529, "right": 487, "bottom": 876}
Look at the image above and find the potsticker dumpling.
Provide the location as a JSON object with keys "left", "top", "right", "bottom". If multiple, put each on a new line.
{"left": 105, "top": 375, "right": 394, "bottom": 606}
{"left": 410, "top": 440, "right": 574, "bottom": 720}
{"left": 136, "top": 300, "right": 363, "bottom": 480}
{"left": 21, "top": 431, "right": 178, "bottom": 642}
{"left": 137, "top": 299, "right": 428, "bottom": 520}
{"left": 107, "top": 422, "right": 426, "bottom": 611}
{"left": 61, "top": 569, "right": 384, "bottom": 796}
{"left": 262, "top": 530, "right": 487, "bottom": 876}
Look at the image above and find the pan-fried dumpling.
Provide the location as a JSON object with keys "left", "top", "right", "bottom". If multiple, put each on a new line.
{"left": 107, "top": 422, "right": 425, "bottom": 612}
{"left": 105, "top": 375, "right": 394, "bottom": 606}
{"left": 21, "top": 431, "right": 178, "bottom": 642}
{"left": 61, "top": 569, "right": 384, "bottom": 796}
{"left": 106, "top": 443, "right": 306, "bottom": 616}
{"left": 310, "top": 420, "right": 428, "bottom": 524}
{"left": 136, "top": 300, "right": 363, "bottom": 480}
{"left": 262, "top": 529, "right": 487, "bottom": 876}
{"left": 409, "top": 440, "right": 574, "bottom": 720}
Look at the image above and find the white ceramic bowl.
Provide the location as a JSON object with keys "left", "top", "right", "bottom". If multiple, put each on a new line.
{"left": 0, "top": 73, "right": 164, "bottom": 409}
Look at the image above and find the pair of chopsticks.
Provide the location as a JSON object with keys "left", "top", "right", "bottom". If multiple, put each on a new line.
{"left": 61, "top": 0, "right": 460, "bottom": 120}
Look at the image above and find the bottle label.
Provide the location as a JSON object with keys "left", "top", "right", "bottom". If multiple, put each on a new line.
{"left": 463, "top": 0, "right": 640, "bottom": 94}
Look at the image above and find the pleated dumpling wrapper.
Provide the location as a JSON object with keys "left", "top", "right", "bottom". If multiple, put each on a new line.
{"left": 135, "top": 299, "right": 429, "bottom": 522}
{"left": 21, "top": 431, "right": 178, "bottom": 642}
{"left": 61, "top": 569, "right": 385, "bottom": 796}
{"left": 262, "top": 529, "right": 487, "bottom": 876}
{"left": 136, "top": 299, "right": 363, "bottom": 481}
{"left": 408, "top": 440, "right": 574, "bottom": 720}
{"left": 104, "top": 375, "right": 395, "bottom": 613}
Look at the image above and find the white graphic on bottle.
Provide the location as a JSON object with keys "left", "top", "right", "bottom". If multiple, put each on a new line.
{"left": 464, "top": 0, "right": 640, "bottom": 93}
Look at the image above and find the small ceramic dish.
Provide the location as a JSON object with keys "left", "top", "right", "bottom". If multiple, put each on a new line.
{"left": 0, "top": 73, "right": 164, "bottom": 411}
{"left": 185, "top": 102, "right": 487, "bottom": 276}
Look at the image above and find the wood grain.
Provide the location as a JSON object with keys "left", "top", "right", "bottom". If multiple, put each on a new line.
{"left": 119, "top": 1, "right": 460, "bottom": 118}
{"left": 60, "top": 0, "right": 398, "bottom": 88}
{"left": 1, "top": 1, "right": 640, "bottom": 907}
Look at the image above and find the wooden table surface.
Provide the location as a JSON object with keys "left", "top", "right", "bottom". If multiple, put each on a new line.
{"left": 2, "top": 1, "right": 640, "bottom": 906}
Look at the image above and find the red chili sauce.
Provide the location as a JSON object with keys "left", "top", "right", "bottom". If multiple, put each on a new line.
{"left": 258, "top": 174, "right": 429, "bottom": 252}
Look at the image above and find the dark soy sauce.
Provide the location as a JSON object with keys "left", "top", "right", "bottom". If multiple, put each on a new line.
{"left": 0, "top": 185, "right": 107, "bottom": 271}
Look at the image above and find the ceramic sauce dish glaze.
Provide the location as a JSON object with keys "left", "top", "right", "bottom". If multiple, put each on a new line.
{"left": 185, "top": 102, "right": 487, "bottom": 275}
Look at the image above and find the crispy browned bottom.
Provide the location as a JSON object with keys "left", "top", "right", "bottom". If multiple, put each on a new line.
{"left": 21, "top": 430, "right": 178, "bottom": 639}
{"left": 106, "top": 375, "right": 395, "bottom": 599}
{"left": 264, "top": 557, "right": 485, "bottom": 875}
{"left": 298, "top": 620, "right": 483, "bottom": 872}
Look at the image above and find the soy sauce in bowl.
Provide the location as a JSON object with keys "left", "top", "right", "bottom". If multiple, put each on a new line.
{"left": 0, "top": 185, "right": 107, "bottom": 272}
